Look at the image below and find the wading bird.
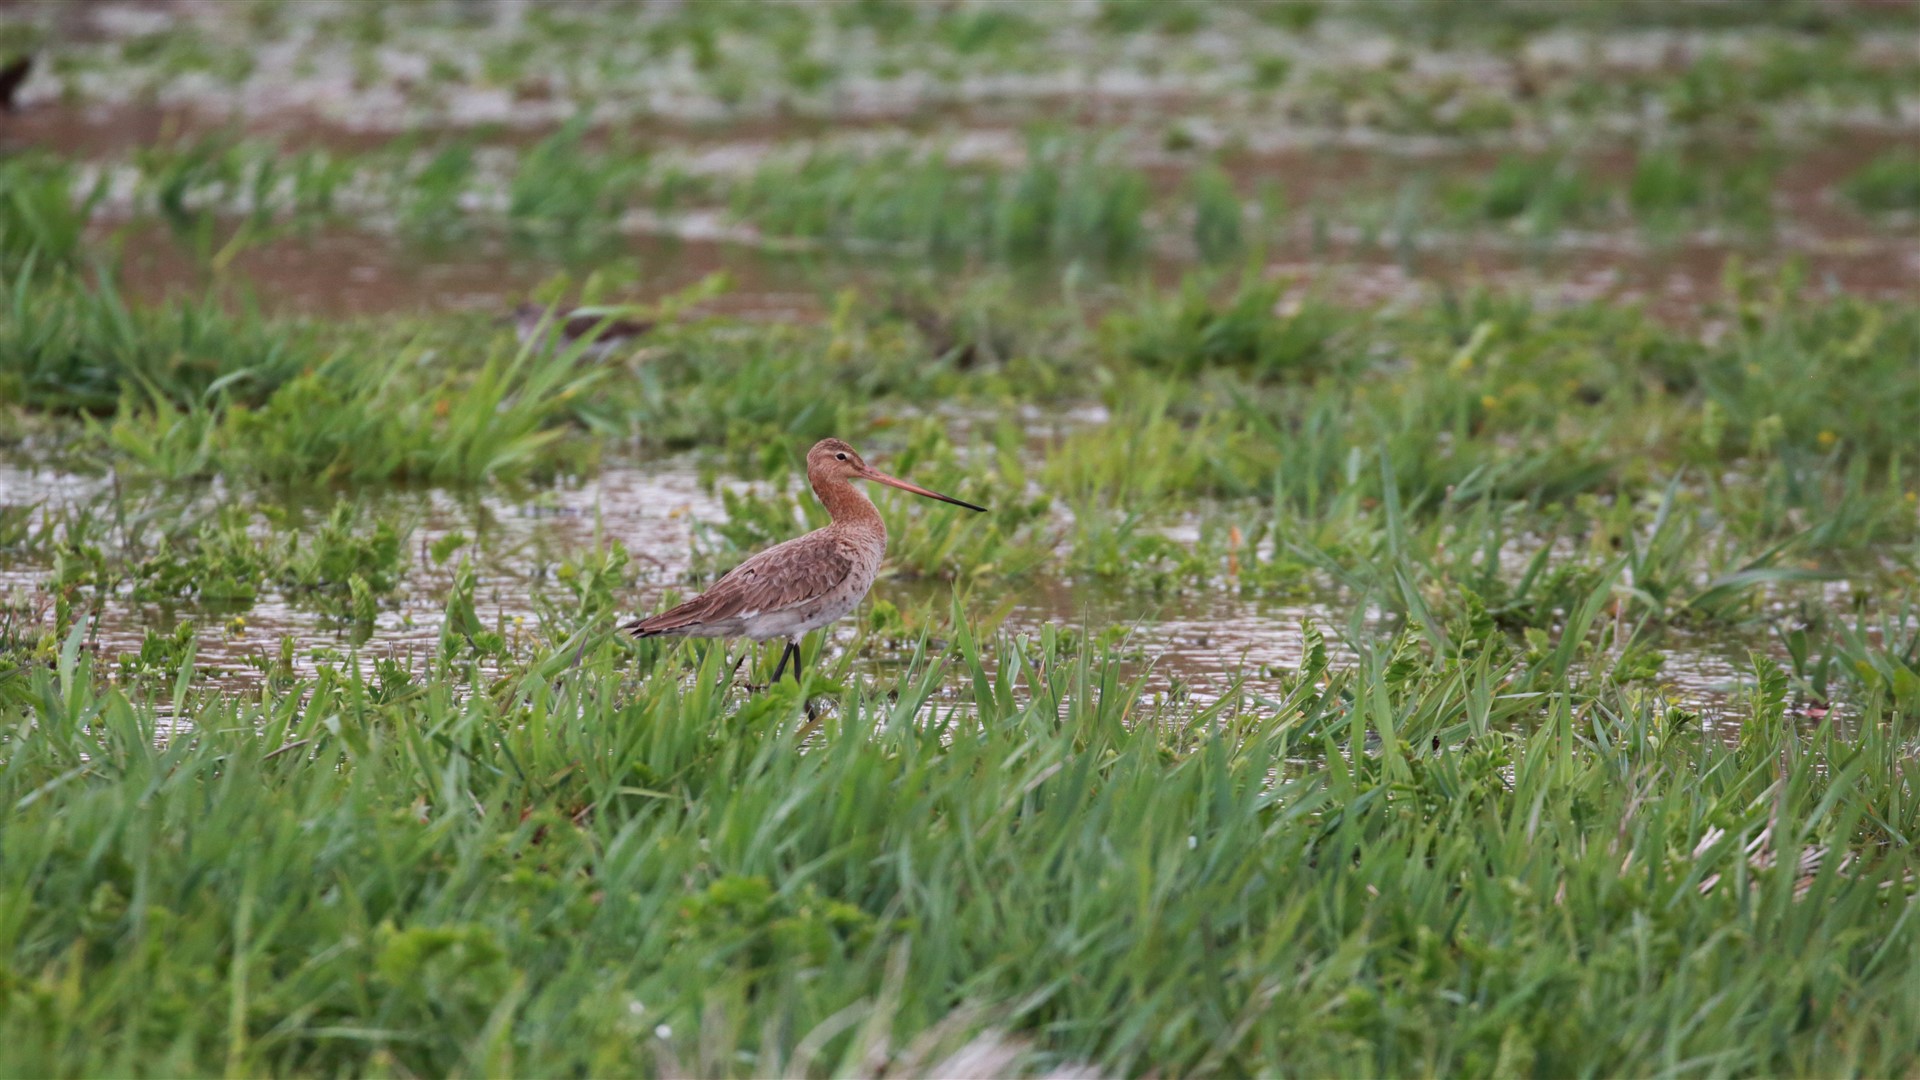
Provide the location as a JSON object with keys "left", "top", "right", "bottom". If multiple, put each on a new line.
{"left": 627, "top": 438, "right": 986, "bottom": 687}
{"left": 0, "top": 55, "right": 33, "bottom": 113}
{"left": 512, "top": 302, "right": 655, "bottom": 361}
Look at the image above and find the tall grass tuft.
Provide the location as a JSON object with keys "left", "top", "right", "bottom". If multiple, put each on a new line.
{"left": 1842, "top": 149, "right": 1920, "bottom": 213}
{"left": 730, "top": 136, "right": 1150, "bottom": 262}
{"left": 0, "top": 263, "right": 314, "bottom": 414}
{"left": 0, "top": 156, "right": 105, "bottom": 276}
{"left": 1189, "top": 164, "right": 1245, "bottom": 263}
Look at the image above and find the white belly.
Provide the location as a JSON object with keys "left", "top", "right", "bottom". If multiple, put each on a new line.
{"left": 737, "top": 589, "right": 861, "bottom": 641}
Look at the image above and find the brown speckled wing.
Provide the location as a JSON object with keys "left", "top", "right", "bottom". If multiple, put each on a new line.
{"left": 561, "top": 312, "right": 654, "bottom": 341}
{"left": 627, "top": 532, "right": 856, "bottom": 636}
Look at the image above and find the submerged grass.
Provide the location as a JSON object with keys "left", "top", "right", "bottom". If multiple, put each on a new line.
{"left": 41, "top": 500, "right": 408, "bottom": 623}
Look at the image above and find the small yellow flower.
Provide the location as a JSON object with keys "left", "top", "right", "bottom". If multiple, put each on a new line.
{"left": 1817, "top": 430, "right": 1838, "bottom": 448}
{"left": 1480, "top": 394, "right": 1499, "bottom": 410}
{"left": 1906, "top": 491, "right": 1917, "bottom": 504}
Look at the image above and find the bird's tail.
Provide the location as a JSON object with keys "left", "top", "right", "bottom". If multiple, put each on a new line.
{"left": 628, "top": 585, "right": 732, "bottom": 638}
{"left": 624, "top": 599, "right": 702, "bottom": 638}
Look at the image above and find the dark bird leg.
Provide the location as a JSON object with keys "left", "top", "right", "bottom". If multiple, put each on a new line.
{"left": 787, "top": 641, "right": 819, "bottom": 721}
{"left": 0, "top": 56, "right": 32, "bottom": 114}
{"left": 772, "top": 640, "right": 802, "bottom": 685}
{"left": 770, "top": 640, "right": 816, "bottom": 720}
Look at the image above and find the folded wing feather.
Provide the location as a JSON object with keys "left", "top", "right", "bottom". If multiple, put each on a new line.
{"left": 626, "top": 533, "right": 857, "bottom": 637}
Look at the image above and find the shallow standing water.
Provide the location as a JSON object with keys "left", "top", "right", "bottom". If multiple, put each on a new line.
{"left": 3, "top": 5, "right": 1908, "bottom": 732}
{"left": 2, "top": 450, "right": 1784, "bottom": 729}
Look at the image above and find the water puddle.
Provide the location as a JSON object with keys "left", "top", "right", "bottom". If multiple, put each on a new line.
{"left": 97, "top": 210, "right": 1919, "bottom": 332}
{"left": 4, "top": 7, "right": 1904, "bottom": 732}
{"left": 2, "top": 455, "right": 1786, "bottom": 724}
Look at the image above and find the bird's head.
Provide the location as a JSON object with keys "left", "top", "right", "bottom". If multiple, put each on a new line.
{"left": 806, "top": 438, "right": 986, "bottom": 512}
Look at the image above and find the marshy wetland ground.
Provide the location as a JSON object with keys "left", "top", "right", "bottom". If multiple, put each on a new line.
{"left": 3, "top": 0, "right": 1920, "bottom": 1075}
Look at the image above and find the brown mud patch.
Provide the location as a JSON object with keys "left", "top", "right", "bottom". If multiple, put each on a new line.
{"left": 95, "top": 208, "right": 1920, "bottom": 332}
{"left": 109, "top": 223, "right": 833, "bottom": 322}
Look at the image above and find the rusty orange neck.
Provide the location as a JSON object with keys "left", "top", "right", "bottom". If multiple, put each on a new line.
{"left": 812, "top": 474, "right": 885, "bottom": 531}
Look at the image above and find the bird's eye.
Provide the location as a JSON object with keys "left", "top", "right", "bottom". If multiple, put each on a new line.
{"left": 835, "top": 452, "right": 848, "bottom": 460}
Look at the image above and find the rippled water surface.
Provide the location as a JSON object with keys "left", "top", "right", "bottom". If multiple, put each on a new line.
{"left": 2, "top": 1, "right": 1906, "bottom": 734}
{"left": 1, "top": 451, "right": 1783, "bottom": 730}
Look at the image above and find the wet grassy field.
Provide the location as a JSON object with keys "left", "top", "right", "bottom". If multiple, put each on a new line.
{"left": 3, "top": 1, "right": 1920, "bottom": 1075}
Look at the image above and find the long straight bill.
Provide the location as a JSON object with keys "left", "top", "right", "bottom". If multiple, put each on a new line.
{"left": 860, "top": 467, "right": 988, "bottom": 512}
